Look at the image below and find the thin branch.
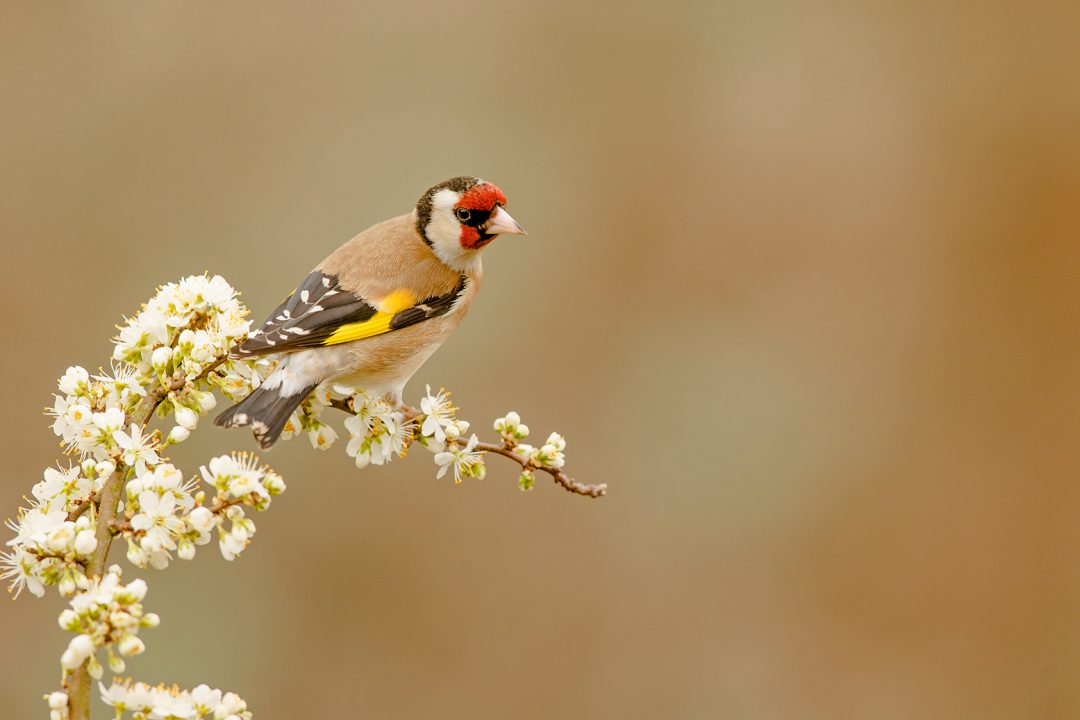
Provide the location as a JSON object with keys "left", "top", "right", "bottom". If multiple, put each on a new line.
{"left": 328, "top": 399, "right": 605, "bottom": 497}
{"left": 65, "top": 495, "right": 93, "bottom": 522}
{"left": 473, "top": 441, "right": 607, "bottom": 498}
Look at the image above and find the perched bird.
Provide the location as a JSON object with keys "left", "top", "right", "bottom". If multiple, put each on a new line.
{"left": 214, "top": 176, "right": 526, "bottom": 448}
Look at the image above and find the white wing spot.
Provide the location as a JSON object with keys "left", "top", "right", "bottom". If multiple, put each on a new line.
{"left": 322, "top": 277, "right": 331, "bottom": 287}
{"left": 300, "top": 290, "right": 309, "bottom": 303}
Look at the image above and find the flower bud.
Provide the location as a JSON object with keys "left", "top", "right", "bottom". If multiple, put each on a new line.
{"left": 141, "top": 612, "right": 160, "bottom": 628}
{"left": 58, "top": 574, "right": 77, "bottom": 597}
{"left": 178, "top": 329, "right": 196, "bottom": 352}
{"left": 263, "top": 473, "right": 286, "bottom": 496}
{"left": 186, "top": 506, "right": 215, "bottom": 533}
{"left": 191, "top": 390, "right": 217, "bottom": 412}
{"left": 230, "top": 522, "right": 250, "bottom": 544}
{"left": 58, "top": 609, "right": 80, "bottom": 632}
{"left": 61, "top": 634, "right": 94, "bottom": 668}
{"left": 108, "top": 651, "right": 126, "bottom": 674}
{"left": 151, "top": 346, "right": 172, "bottom": 372}
{"left": 221, "top": 692, "right": 246, "bottom": 713}
{"left": 74, "top": 530, "right": 98, "bottom": 555}
{"left": 126, "top": 541, "right": 149, "bottom": 568}
{"left": 174, "top": 406, "right": 198, "bottom": 430}
{"left": 60, "top": 649, "right": 79, "bottom": 670}
{"left": 168, "top": 425, "right": 191, "bottom": 444}
{"left": 47, "top": 691, "right": 68, "bottom": 710}
{"left": 117, "top": 634, "right": 145, "bottom": 657}
{"left": 46, "top": 524, "right": 75, "bottom": 553}
{"left": 177, "top": 538, "right": 196, "bottom": 560}
{"left": 518, "top": 470, "right": 535, "bottom": 491}
{"left": 125, "top": 578, "right": 148, "bottom": 601}
{"left": 58, "top": 366, "right": 89, "bottom": 396}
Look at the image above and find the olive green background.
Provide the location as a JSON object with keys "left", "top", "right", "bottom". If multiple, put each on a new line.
{"left": 3, "top": 2, "right": 1080, "bottom": 718}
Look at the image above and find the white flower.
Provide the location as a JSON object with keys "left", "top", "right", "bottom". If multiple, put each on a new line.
{"left": 191, "top": 685, "right": 222, "bottom": 714}
{"left": 7, "top": 507, "right": 67, "bottom": 546}
{"left": 58, "top": 366, "right": 90, "bottom": 396}
{"left": 125, "top": 682, "right": 153, "bottom": 712}
{"left": 1, "top": 546, "right": 45, "bottom": 598}
{"left": 131, "top": 491, "right": 183, "bottom": 554}
{"left": 308, "top": 423, "right": 338, "bottom": 450}
{"left": 376, "top": 412, "right": 412, "bottom": 459}
{"left": 434, "top": 434, "right": 485, "bottom": 484}
{"left": 420, "top": 385, "right": 455, "bottom": 443}
{"left": 91, "top": 407, "right": 125, "bottom": 435}
{"left": 113, "top": 424, "right": 160, "bottom": 475}
{"left": 99, "top": 681, "right": 129, "bottom": 710}
{"left": 151, "top": 689, "right": 195, "bottom": 719}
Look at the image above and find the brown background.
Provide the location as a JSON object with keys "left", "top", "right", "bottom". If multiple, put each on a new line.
{"left": 3, "top": 2, "right": 1080, "bottom": 718}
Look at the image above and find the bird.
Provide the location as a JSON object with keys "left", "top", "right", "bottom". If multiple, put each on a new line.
{"left": 213, "top": 176, "right": 526, "bottom": 449}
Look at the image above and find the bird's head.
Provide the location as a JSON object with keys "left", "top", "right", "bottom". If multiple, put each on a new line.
{"left": 415, "top": 176, "right": 526, "bottom": 271}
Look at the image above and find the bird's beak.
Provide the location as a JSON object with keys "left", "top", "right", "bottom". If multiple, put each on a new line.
{"left": 485, "top": 206, "right": 527, "bottom": 236}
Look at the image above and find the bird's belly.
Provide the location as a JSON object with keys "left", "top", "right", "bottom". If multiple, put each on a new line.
{"left": 330, "top": 337, "right": 443, "bottom": 401}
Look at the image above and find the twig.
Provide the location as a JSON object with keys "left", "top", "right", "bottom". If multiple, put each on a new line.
{"left": 328, "top": 398, "right": 605, "bottom": 497}
{"left": 473, "top": 441, "right": 606, "bottom": 498}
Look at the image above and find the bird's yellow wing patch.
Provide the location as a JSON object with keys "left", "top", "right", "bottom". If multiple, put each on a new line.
{"left": 323, "top": 311, "right": 396, "bottom": 345}
{"left": 321, "top": 288, "right": 417, "bottom": 346}
{"left": 236, "top": 272, "right": 465, "bottom": 357}
{"left": 375, "top": 288, "right": 417, "bottom": 314}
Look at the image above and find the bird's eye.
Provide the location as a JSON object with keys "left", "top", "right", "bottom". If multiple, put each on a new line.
{"left": 455, "top": 208, "right": 471, "bottom": 222}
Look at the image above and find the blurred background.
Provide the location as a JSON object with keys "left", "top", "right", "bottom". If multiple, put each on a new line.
{"left": 2, "top": 1, "right": 1080, "bottom": 718}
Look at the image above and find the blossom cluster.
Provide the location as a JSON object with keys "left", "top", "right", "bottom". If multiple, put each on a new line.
{"left": 2, "top": 500, "right": 98, "bottom": 599}
{"left": 56, "top": 565, "right": 159, "bottom": 680}
{"left": 493, "top": 412, "right": 567, "bottom": 491}
{"left": 114, "top": 453, "right": 284, "bottom": 569}
{"left": 113, "top": 275, "right": 250, "bottom": 379}
{"left": 98, "top": 680, "right": 251, "bottom": 720}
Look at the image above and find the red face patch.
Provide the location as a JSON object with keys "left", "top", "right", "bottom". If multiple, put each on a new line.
{"left": 457, "top": 183, "right": 507, "bottom": 211}
{"left": 459, "top": 225, "right": 494, "bottom": 250}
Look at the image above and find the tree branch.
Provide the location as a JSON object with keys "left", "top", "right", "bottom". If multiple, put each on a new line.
{"left": 66, "top": 361, "right": 223, "bottom": 720}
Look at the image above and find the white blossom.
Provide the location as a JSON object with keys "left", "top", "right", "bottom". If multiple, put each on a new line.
{"left": 419, "top": 385, "right": 455, "bottom": 444}
{"left": 58, "top": 366, "right": 90, "bottom": 397}
{"left": 434, "top": 434, "right": 486, "bottom": 484}
{"left": 113, "top": 424, "right": 160, "bottom": 475}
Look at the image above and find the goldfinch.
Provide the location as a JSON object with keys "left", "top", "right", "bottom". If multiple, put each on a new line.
{"left": 214, "top": 176, "right": 526, "bottom": 448}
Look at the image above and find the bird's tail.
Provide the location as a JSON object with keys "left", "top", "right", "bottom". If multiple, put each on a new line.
{"left": 213, "top": 382, "right": 316, "bottom": 450}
